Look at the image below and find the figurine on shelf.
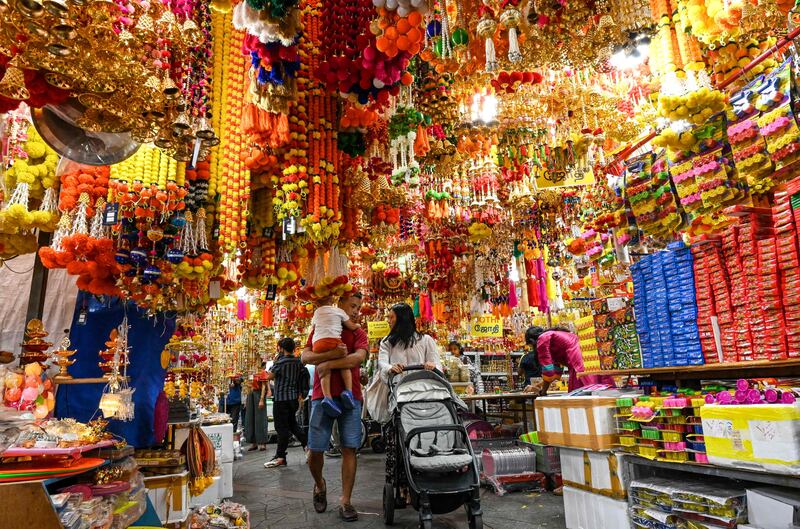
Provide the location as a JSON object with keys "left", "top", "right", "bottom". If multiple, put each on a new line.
{"left": 52, "top": 337, "right": 77, "bottom": 380}
{"left": 19, "top": 319, "right": 52, "bottom": 366}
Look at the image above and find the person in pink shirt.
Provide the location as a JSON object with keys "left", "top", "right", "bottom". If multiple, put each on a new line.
{"left": 525, "top": 326, "right": 616, "bottom": 393}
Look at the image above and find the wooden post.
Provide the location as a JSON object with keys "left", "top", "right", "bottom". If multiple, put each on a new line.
{"left": 24, "top": 231, "right": 52, "bottom": 322}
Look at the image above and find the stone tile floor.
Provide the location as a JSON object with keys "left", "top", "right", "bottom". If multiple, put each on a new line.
{"left": 231, "top": 448, "right": 566, "bottom": 529}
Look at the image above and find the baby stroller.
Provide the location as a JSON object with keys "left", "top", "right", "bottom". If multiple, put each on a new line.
{"left": 383, "top": 365, "right": 482, "bottom": 529}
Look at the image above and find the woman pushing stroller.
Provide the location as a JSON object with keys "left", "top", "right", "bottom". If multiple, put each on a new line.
{"left": 372, "top": 303, "right": 483, "bottom": 529}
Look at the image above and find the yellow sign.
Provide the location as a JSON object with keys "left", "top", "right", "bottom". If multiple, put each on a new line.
{"left": 367, "top": 321, "right": 391, "bottom": 339}
{"left": 535, "top": 167, "right": 596, "bottom": 189}
{"left": 470, "top": 315, "right": 503, "bottom": 337}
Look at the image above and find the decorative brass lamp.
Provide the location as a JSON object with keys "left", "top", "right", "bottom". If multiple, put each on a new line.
{"left": 52, "top": 337, "right": 77, "bottom": 380}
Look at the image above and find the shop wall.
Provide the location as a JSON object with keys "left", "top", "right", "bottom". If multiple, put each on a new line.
{"left": 0, "top": 253, "right": 78, "bottom": 352}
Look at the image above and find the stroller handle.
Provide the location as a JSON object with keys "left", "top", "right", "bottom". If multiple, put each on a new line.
{"left": 388, "top": 364, "right": 425, "bottom": 384}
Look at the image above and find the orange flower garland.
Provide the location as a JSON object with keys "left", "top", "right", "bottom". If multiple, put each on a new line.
{"left": 212, "top": 10, "right": 250, "bottom": 253}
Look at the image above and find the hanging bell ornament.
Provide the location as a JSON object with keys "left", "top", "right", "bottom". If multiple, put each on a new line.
{"left": 42, "top": 0, "right": 67, "bottom": 16}
{"left": 172, "top": 105, "right": 192, "bottom": 134}
{"left": 194, "top": 111, "right": 215, "bottom": 139}
{"left": 0, "top": 60, "right": 30, "bottom": 100}
{"left": 161, "top": 74, "right": 180, "bottom": 99}
{"left": 153, "top": 128, "right": 175, "bottom": 149}
{"left": 134, "top": 13, "right": 156, "bottom": 41}
{"left": 181, "top": 18, "right": 203, "bottom": 47}
{"left": 16, "top": 0, "right": 44, "bottom": 17}
{"left": 50, "top": 18, "right": 77, "bottom": 40}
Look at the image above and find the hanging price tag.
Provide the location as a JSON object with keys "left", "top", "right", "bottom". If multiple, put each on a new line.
{"left": 266, "top": 284, "right": 277, "bottom": 301}
{"left": 103, "top": 203, "right": 119, "bottom": 225}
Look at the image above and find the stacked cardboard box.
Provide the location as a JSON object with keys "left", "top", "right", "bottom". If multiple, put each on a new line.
{"left": 776, "top": 179, "right": 800, "bottom": 357}
{"left": 691, "top": 241, "right": 734, "bottom": 363}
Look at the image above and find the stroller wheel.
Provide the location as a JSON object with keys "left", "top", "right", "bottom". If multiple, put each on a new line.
{"left": 466, "top": 503, "right": 483, "bottom": 529}
{"left": 383, "top": 481, "right": 395, "bottom": 525}
{"left": 419, "top": 518, "right": 432, "bottom": 529}
{"left": 371, "top": 436, "right": 386, "bottom": 453}
{"left": 468, "top": 514, "right": 483, "bottom": 529}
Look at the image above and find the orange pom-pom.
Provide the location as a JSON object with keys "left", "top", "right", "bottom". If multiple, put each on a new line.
{"left": 376, "top": 36, "right": 390, "bottom": 52}
{"left": 397, "top": 18, "right": 411, "bottom": 34}
{"left": 407, "top": 11, "right": 422, "bottom": 25}
{"left": 396, "top": 35, "right": 410, "bottom": 51}
{"left": 401, "top": 71, "right": 414, "bottom": 85}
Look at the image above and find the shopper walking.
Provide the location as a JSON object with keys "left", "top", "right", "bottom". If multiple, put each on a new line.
{"left": 244, "top": 363, "right": 269, "bottom": 451}
{"left": 219, "top": 375, "right": 243, "bottom": 430}
{"left": 264, "top": 338, "right": 309, "bottom": 468}
{"left": 301, "top": 292, "right": 368, "bottom": 523}
{"left": 523, "top": 326, "right": 616, "bottom": 393}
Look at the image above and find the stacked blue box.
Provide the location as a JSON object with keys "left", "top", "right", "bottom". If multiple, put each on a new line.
{"left": 631, "top": 242, "right": 705, "bottom": 368}
{"left": 631, "top": 263, "right": 651, "bottom": 367}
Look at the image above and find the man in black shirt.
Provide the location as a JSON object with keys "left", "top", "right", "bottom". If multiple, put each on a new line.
{"left": 264, "top": 337, "right": 309, "bottom": 468}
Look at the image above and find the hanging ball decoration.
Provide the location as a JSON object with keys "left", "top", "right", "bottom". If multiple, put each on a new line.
{"left": 426, "top": 19, "right": 442, "bottom": 38}
{"left": 130, "top": 247, "right": 148, "bottom": 266}
{"left": 166, "top": 248, "right": 184, "bottom": 264}
{"left": 432, "top": 36, "right": 444, "bottom": 57}
{"left": 115, "top": 249, "right": 131, "bottom": 265}
{"left": 451, "top": 27, "right": 469, "bottom": 46}
{"left": 143, "top": 264, "right": 162, "bottom": 283}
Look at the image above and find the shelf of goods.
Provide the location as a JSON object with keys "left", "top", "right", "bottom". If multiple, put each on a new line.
{"left": 614, "top": 389, "right": 800, "bottom": 529}
{"left": 0, "top": 447, "right": 148, "bottom": 529}
{"left": 464, "top": 350, "right": 526, "bottom": 392}
{"left": 579, "top": 357, "right": 800, "bottom": 380}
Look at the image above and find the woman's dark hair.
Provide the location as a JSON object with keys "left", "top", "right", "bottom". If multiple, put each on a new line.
{"left": 387, "top": 303, "right": 419, "bottom": 349}
{"left": 278, "top": 337, "right": 296, "bottom": 354}
{"left": 525, "top": 326, "right": 546, "bottom": 347}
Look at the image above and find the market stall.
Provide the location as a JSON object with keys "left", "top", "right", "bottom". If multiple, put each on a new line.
{"left": 1, "top": 0, "right": 800, "bottom": 525}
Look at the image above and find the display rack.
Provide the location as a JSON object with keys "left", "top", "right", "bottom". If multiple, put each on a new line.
{"left": 464, "top": 350, "right": 526, "bottom": 391}
{"left": 622, "top": 454, "right": 800, "bottom": 490}
{"left": 579, "top": 358, "right": 800, "bottom": 380}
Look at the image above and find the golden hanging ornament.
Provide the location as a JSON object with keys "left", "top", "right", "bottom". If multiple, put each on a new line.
{"left": 0, "top": 59, "right": 30, "bottom": 100}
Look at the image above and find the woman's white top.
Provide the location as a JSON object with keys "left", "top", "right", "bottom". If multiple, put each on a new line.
{"left": 377, "top": 334, "right": 442, "bottom": 383}
{"left": 311, "top": 305, "right": 349, "bottom": 341}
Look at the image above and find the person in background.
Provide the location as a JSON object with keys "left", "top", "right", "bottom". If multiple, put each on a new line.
{"left": 244, "top": 362, "right": 269, "bottom": 451}
{"left": 378, "top": 303, "right": 442, "bottom": 384}
{"left": 263, "top": 338, "right": 308, "bottom": 468}
{"left": 301, "top": 292, "right": 368, "bottom": 523}
{"left": 219, "top": 375, "right": 243, "bottom": 431}
{"left": 519, "top": 330, "right": 544, "bottom": 387}
{"left": 448, "top": 340, "right": 480, "bottom": 391}
{"left": 523, "top": 326, "right": 616, "bottom": 394}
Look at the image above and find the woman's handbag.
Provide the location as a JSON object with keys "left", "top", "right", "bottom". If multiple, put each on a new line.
{"left": 365, "top": 373, "right": 391, "bottom": 423}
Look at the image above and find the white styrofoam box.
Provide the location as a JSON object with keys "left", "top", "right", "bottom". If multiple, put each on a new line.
{"left": 535, "top": 395, "right": 618, "bottom": 450}
{"left": 563, "top": 486, "right": 630, "bottom": 529}
{"left": 174, "top": 423, "right": 234, "bottom": 463}
{"left": 144, "top": 471, "right": 190, "bottom": 524}
{"left": 189, "top": 475, "right": 222, "bottom": 508}
{"left": 560, "top": 447, "right": 585, "bottom": 485}
{"left": 220, "top": 461, "right": 233, "bottom": 499}
{"left": 747, "top": 487, "right": 800, "bottom": 529}
{"left": 559, "top": 447, "right": 628, "bottom": 498}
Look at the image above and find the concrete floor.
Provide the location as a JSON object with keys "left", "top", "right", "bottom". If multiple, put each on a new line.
{"left": 231, "top": 448, "right": 567, "bottom": 529}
